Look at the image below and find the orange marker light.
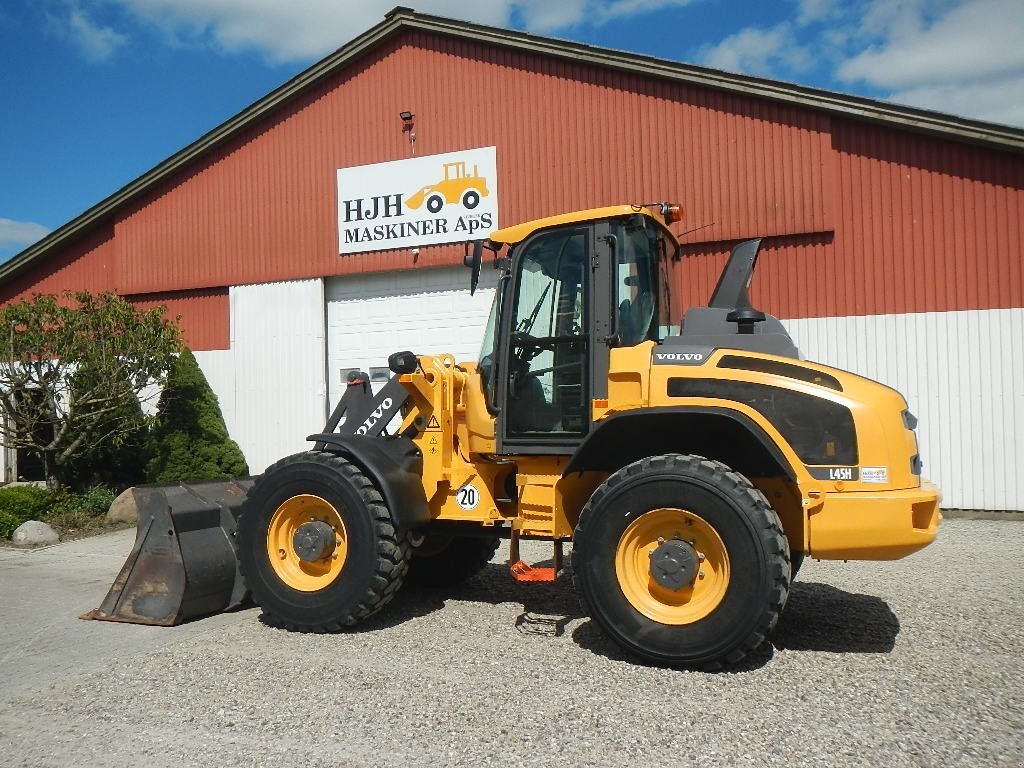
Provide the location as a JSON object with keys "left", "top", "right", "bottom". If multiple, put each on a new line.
{"left": 663, "top": 203, "right": 683, "bottom": 224}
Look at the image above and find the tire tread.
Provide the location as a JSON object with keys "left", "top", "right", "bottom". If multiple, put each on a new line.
{"left": 572, "top": 453, "right": 790, "bottom": 669}
{"left": 238, "top": 450, "right": 411, "bottom": 632}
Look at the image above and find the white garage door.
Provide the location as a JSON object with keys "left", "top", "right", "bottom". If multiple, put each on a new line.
{"left": 326, "top": 266, "right": 498, "bottom": 408}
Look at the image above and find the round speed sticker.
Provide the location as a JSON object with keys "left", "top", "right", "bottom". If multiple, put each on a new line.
{"left": 456, "top": 483, "right": 480, "bottom": 510}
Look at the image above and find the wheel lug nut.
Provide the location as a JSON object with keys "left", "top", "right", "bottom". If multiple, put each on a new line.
{"left": 698, "top": 553, "right": 706, "bottom": 562}
{"left": 698, "top": 571, "right": 706, "bottom": 579}
{"left": 278, "top": 548, "right": 286, "bottom": 560}
{"left": 657, "top": 536, "right": 665, "bottom": 544}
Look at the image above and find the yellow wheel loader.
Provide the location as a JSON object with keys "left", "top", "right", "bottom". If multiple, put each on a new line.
{"left": 89, "top": 202, "right": 940, "bottom": 669}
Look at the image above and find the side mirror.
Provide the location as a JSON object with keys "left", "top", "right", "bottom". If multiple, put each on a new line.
{"left": 464, "top": 239, "right": 484, "bottom": 295}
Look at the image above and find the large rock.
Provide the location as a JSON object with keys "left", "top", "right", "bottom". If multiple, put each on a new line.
{"left": 11, "top": 520, "right": 59, "bottom": 547}
{"left": 105, "top": 488, "right": 138, "bottom": 525}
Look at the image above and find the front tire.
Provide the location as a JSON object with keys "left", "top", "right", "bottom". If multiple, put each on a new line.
{"left": 572, "top": 454, "right": 790, "bottom": 668}
{"left": 237, "top": 451, "right": 410, "bottom": 631}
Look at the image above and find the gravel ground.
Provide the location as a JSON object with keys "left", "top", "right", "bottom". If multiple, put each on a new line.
{"left": 1, "top": 518, "right": 1022, "bottom": 767}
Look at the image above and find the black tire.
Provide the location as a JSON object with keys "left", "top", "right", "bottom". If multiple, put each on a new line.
{"left": 790, "top": 551, "right": 805, "bottom": 581}
{"left": 426, "top": 194, "right": 444, "bottom": 213}
{"left": 572, "top": 454, "right": 790, "bottom": 669}
{"left": 405, "top": 535, "right": 501, "bottom": 587}
{"left": 461, "top": 189, "right": 480, "bottom": 209}
{"left": 237, "top": 450, "right": 410, "bottom": 631}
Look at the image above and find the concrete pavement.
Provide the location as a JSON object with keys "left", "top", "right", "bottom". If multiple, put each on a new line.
{"left": 0, "top": 529, "right": 257, "bottom": 699}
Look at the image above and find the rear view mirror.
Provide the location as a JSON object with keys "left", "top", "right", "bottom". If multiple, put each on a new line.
{"left": 464, "top": 239, "right": 484, "bottom": 295}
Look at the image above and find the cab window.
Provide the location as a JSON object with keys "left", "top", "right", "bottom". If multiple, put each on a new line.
{"left": 505, "top": 229, "right": 588, "bottom": 437}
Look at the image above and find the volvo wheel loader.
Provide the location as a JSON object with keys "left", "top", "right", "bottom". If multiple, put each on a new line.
{"left": 89, "top": 202, "right": 940, "bottom": 669}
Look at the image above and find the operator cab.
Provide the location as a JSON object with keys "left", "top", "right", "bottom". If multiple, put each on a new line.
{"left": 475, "top": 204, "right": 678, "bottom": 453}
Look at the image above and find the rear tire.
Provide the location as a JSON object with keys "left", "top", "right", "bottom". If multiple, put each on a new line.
{"left": 572, "top": 454, "right": 790, "bottom": 669}
{"left": 237, "top": 451, "right": 410, "bottom": 631}
{"left": 405, "top": 535, "right": 500, "bottom": 587}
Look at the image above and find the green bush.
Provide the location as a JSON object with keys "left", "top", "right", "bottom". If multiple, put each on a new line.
{"left": 0, "top": 485, "right": 52, "bottom": 538}
{"left": 47, "top": 485, "right": 117, "bottom": 532}
{"left": 146, "top": 348, "right": 248, "bottom": 483}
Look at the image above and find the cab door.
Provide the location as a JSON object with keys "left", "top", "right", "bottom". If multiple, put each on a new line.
{"left": 496, "top": 225, "right": 595, "bottom": 453}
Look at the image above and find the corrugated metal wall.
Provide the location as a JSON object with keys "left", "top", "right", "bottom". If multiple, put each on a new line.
{"left": 196, "top": 279, "right": 326, "bottom": 474}
{"left": 2, "top": 28, "right": 1022, "bottom": 508}
{"left": 129, "top": 288, "right": 229, "bottom": 350}
{"left": 5, "top": 31, "right": 1021, "bottom": 330}
{"left": 109, "top": 32, "right": 842, "bottom": 294}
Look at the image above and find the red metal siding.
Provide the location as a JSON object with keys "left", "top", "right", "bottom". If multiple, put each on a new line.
{"left": 2, "top": 224, "right": 117, "bottom": 299}
{"left": 6, "top": 29, "right": 1023, "bottom": 336}
{"left": 826, "top": 119, "right": 1022, "bottom": 317}
{"left": 129, "top": 288, "right": 229, "bottom": 350}
{"left": 113, "top": 32, "right": 833, "bottom": 295}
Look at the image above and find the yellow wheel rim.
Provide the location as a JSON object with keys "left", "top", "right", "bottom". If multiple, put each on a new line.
{"left": 614, "top": 507, "right": 730, "bottom": 625}
{"left": 266, "top": 494, "right": 348, "bottom": 592}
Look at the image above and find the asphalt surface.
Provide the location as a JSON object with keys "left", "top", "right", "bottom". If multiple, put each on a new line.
{"left": 0, "top": 519, "right": 1021, "bottom": 767}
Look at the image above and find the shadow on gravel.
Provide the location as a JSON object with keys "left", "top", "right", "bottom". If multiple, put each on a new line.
{"left": 352, "top": 560, "right": 585, "bottom": 634}
{"left": 271, "top": 567, "right": 899, "bottom": 666}
{"left": 771, "top": 581, "right": 900, "bottom": 654}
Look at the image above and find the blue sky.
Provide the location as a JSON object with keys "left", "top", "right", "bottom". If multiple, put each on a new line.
{"left": 2, "top": 0, "right": 1022, "bottom": 261}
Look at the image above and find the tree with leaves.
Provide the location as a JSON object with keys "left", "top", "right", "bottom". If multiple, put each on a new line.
{"left": 146, "top": 347, "right": 248, "bottom": 483}
{"left": 0, "top": 291, "right": 182, "bottom": 488}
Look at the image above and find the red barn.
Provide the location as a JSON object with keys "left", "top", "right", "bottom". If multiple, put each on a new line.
{"left": 1, "top": 9, "right": 1021, "bottom": 509}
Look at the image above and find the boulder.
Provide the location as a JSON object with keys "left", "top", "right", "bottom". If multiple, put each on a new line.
{"left": 11, "top": 520, "right": 59, "bottom": 547}
{"left": 105, "top": 488, "right": 138, "bottom": 525}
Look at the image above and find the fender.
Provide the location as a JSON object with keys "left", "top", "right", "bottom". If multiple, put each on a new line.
{"left": 305, "top": 433, "right": 429, "bottom": 527}
{"left": 564, "top": 406, "right": 797, "bottom": 481}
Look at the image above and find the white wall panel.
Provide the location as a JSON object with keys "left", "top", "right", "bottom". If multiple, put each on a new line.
{"left": 786, "top": 308, "right": 1024, "bottom": 511}
{"left": 326, "top": 266, "right": 498, "bottom": 409}
{"left": 193, "top": 349, "right": 237, "bottom": 438}
{"left": 195, "top": 280, "right": 326, "bottom": 475}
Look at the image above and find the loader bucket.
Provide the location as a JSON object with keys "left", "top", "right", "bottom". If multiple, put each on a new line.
{"left": 83, "top": 478, "right": 254, "bottom": 626}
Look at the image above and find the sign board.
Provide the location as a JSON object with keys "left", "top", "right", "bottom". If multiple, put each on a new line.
{"left": 337, "top": 146, "right": 498, "bottom": 254}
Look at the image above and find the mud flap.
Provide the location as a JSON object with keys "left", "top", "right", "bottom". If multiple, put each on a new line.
{"left": 83, "top": 478, "right": 254, "bottom": 626}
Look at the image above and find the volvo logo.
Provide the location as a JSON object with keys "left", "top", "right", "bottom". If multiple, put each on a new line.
{"left": 652, "top": 349, "right": 710, "bottom": 365}
{"left": 656, "top": 353, "right": 704, "bottom": 362}
{"left": 356, "top": 398, "right": 393, "bottom": 435}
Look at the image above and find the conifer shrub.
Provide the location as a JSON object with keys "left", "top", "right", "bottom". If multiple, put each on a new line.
{"left": 146, "top": 349, "right": 248, "bottom": 483}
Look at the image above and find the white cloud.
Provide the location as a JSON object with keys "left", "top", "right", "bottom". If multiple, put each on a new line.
{"left": 795, "top": 0, "right": 838, "bottom": 25}
{"left": 104, "top": 1, "right": 701, "bottom": 62}
{"left": 839, "top": 0, "right": 1024, "bottom": 88}
{"left": 590, "top": 0, "right": 697, "bottom": 25}
{"left": 0, "top": 219, "right": 51, "bottom": 250}
{"left": 836, "top": 0, "right": 1024, "bottom": 126}
{"left": 693, "top": 0, "right": 1024, "bottom": 127}
{"left": 44, "top": 1, "right": 127, "bottom": 60}
{"left": 697, "top": 23, "right": 811, "bottom": 78}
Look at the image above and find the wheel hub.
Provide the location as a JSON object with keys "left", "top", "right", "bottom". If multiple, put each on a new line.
{"left": 649, "top": 539, "right": 699, "bottom": 591}
{"left": 292, "top": 521, "right": 337, "bottom": 562}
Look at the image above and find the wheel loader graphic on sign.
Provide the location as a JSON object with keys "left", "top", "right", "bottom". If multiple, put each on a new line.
{"left": 405, "top": 161, "right": 489, "bottom": 213}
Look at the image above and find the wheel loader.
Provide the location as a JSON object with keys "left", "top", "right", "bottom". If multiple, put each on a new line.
{"left": 88, "top": 202, "right": 941, "bottom": 669}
